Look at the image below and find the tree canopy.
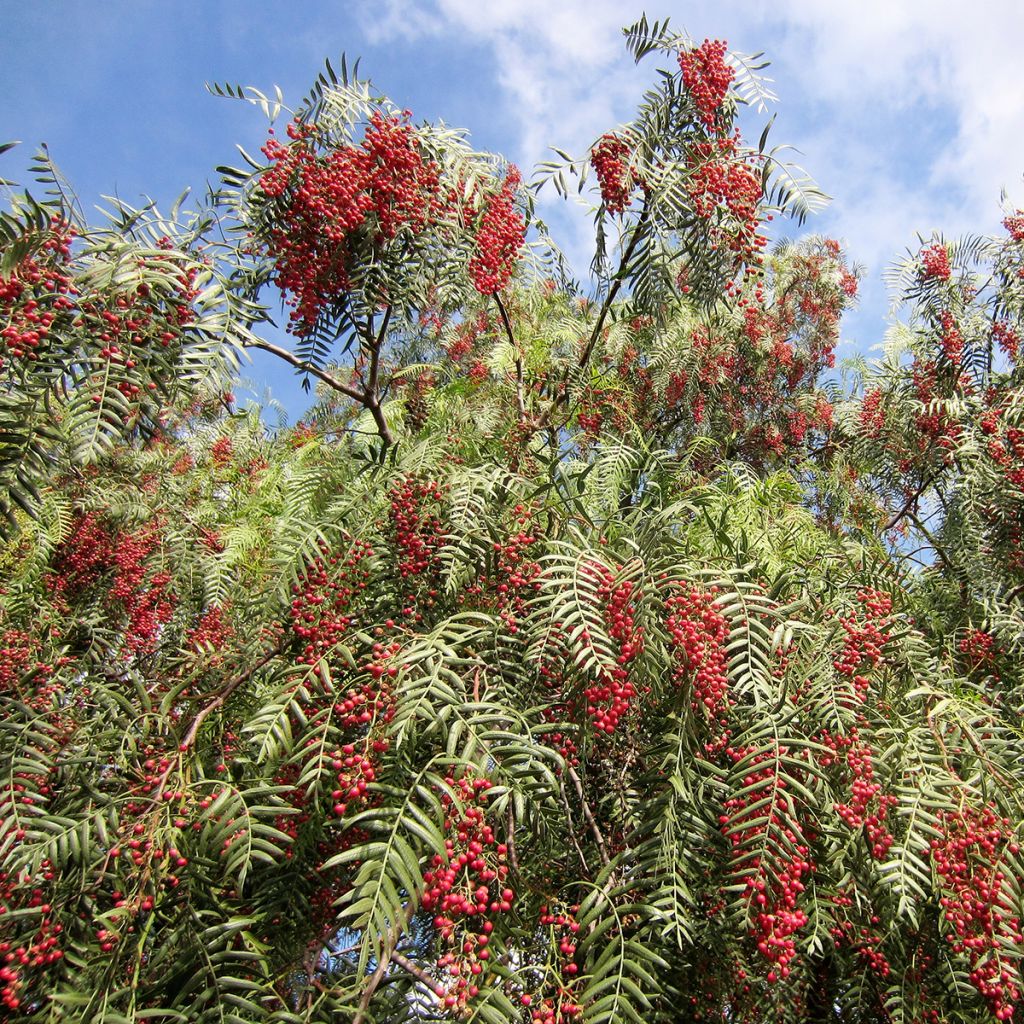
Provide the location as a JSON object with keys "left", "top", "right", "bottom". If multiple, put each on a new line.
{"left": 1, "top": 17, "right": 1023, "bottom": 1024}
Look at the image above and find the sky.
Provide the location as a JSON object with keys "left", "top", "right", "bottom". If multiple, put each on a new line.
{"left": 4, "top": 0, "right": 1024, "bottom": 416}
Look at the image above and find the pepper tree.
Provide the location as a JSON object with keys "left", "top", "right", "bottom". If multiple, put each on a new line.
{"left": 1, "top": 17, "right": 1023, "bottom": 1024}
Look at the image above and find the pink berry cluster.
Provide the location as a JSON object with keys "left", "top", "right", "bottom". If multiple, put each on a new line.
{"left": 664, "top": 584, "right": 730, "bottom": 727}
{"left": 388, "top": 477, "right": 446, "bottom": 601}
{"left": 580, "top": 563, "right": 644, "bottom": 736}
{"left": 679, "top": 39, "right": 734, "bottom": 129}
{"left": 259, "top": 113, "right": 444, "bottom": 335}
{"left": 468, "top": 166, "right": 526, "bottom": 294}
{"left": 1003, "top": 211, "right": 1024, "bottom": 243}
{"left": 939, "top": 310, "right": 964, "bottom": 365}
{"left": 422, "top": 773, "right": 513, "bottom": 1013}
{"left": 686, "top": 138, "right": 765, "bottom": 267}
{"left": 820, "top": 730, "right": 896, "bottom": 859}
{"left": 927, "top": 805, "right": 1022, "bottom": 1020}
{"left": 859, "top": 388, "right": 885, "bottom": 438}
{"left": 920, "top": 243, "right": 952, "bottom": 281}
{"left": 721, "top": 744, "right": 811, "bottom": 984}
{"left": 832, "top": 588, "right": 892, "bottom": 704}
{"left": 524, "top": 904, "right": 584, "bottom": 1023}
{"left": 289, "top": 539, "right": 374, "bottom": 666}
{"left": 0, "top": 218, "right": 75, "bottom": 365}
{"left": 0, "top": 865, "right": 64, "bottom": 1014}
{"left": 590, "top": 133, "right": 634, "bottom": 214}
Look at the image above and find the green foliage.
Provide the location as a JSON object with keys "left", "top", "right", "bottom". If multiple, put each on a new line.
{"left": 1, "top": 18, "right": 1023, "bottom": 1024}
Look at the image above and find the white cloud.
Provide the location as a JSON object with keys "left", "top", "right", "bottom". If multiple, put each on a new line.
{"left": 360, "top": 0, "right": 1024, "bottom": 323}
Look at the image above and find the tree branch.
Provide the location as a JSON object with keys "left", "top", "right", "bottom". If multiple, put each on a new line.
{"left": 566, "top": 765, "right": 610, "bottom": 867}
{"left": 576, "top": 202, "right": 650, "bottom": 374}
{"left": 493, "top": 292, "right": 526, "bottom": 421}
{"left": 243, "top": 338, "right": 364, "bottom": 403}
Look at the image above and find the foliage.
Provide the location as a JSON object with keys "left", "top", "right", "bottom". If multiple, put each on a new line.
{"left": 1, "top": 17, "right": 1023, "bottom": 1024}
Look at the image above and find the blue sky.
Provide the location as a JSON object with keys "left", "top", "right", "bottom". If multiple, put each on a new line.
{"left": 4, "top": 1, "right": 1024, "bottom": 416}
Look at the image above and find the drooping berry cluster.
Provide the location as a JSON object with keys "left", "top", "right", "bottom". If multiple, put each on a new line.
{"left": 47, "top": 512, "right": 114, "bottom": 597}
{"left": 422, "top": 773, "right": 512, "bottom": 1014}
{"left": 939, "top": 310, "right": 964, "bottom": 365}
{"left": 686, "top": 138, "right": 765, "bottom": 266}
{"left": 110, "top": 524, "right": 177, "bottom": 656}
{"left": 820, "top": 730, "right": 896, "bottom": 859}
{"left": 591, "top": 133, "right": 634, "bottom": 214}
{"left": 580, "top": 563, "right": 644, "bottom": 736}
{"left": 920, "top": 243, "right": 952, "bottom": 281}
{"left": 0, "top": 865, "right": 64, "bottom": 1014}
{"left": 1003, "top": 211, "right": 1024, "bottom": 243}
{"left": 927, "top": 805, "right": 1022, "bottom": 1020}
{"left": 664, "top": 584, "right": 730, "bottom": 727}
{"left": 388, "top": 477, "right": 446, "bottom": 588}
{"left": 832, "top": 588, "right": 892, "bottom": 704}
{"left": 958, "top": 626, "right": 1000, "bottom": 680}
{"left": 289, "top": 539, "right": 373, "bottom": 666}
{"left": 859, "top": 388, "right": 885, "bottom": 438}
{"left": 0, "top": 218, "right": 76, "bottom": 365}
{"left": 523, "top": 905, "right": 583, "bottom": 1023}
{"left": 721, "top": 744, "right": 812, "bottom": 984}
{"left": 679, "top": 39, "right": 734, "bottom": 129}
{"left": 468, "top": 166, "right": 525, "bottom": 294}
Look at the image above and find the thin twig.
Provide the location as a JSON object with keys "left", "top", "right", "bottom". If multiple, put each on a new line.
{"left": 575, "top": 202, "right": 650, "bottom": 375}
{"left": 566, "top": 765, "right": 610, "bottom": 867}
{"left": 391, "top": 951, "right": 439, "bottom": 993}
{"left": 558, "top": 777, "right": 594, "bottom": 878}
{"left": 180, "top": 644, "right": 282, "bottom": 750}
{"left": 493, "top": 292, "right": 526, "bottom": 421}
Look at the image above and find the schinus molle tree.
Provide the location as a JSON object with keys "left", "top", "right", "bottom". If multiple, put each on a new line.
{"left": 1, "top": 17, "right": 1023, "bottom": 1024}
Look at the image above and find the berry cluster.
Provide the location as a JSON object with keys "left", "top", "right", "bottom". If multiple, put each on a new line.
{"left": 47, "top": 512, "right": 114, "bottom": 597}
{"left": 920, "top": 243, "right": 952, "bottom": 280}
{"left": 832, "top": 588, "right": 892, "bottom": 704}
{"left": 187, "top": 604, "right": 233, "bottom": 666}
{"left": 524, "top": 905, "right": 583, "bottom": 1023}
{"left": 679, "top": 39, "right": 734, "bottom": 129}
{"left": 821, "top": 731, "right": 896, "bottom": 859}
{"left": 0, "top": 628, "right": 64, "bottom": 712}
{"left": 210, "top": 436, "right": 233, "bottom": 467}
{"left": 939, "top": 310, "right": 964, "bottom": 365}
{"left": 993, "top": 320, "right": 1020, "bottom": 363}
{"left": 289, "top": 539, "right": 373, "bottom": 666}
{"left": 959, "top": 626, "right": 1000, "bottom": 679}
{"left": 927, "top": 805, "right": 1022, "bottom": 1020}
{"left": 463, "top": 505, "right": 541, "bottom": 633}
{"left": 664, "top": 584, "right": 730, "bottom": 731}
{"left": 686, "top": 138, "right": 765, "bottom": 266}
{"left": 422, "top": 773, "right": 512, "bottom": 1013}
{"left": 591, "top": 133, "right": 634, "bottom": 214}
{"left": 468, "top": 166, "right": 525, "bottom": 294}
{"left": 388, "top": 477, "right": 446, "bottom": 590}
{"left": 110, "top": 525, "right": 177, "bottom": 656}
{"left": 0, "top": 866, "right": 63, "bottom": 1014}
{"left": 0, "top": 218, "right": 76, "bottom": 365}
{"left": 721, "top": 744, "right": 811, "bottom": 984}
{"left": 259, "top": 113, "right": 444, "bottom": 335}
{"left": 859, "top": 388, "right": 885, "bottom": 438}
{"left": 330, "top": 737, "right": 389, "bottom": 819}
{"left": 828, "top": 892, "right": 891, "bottom": 981}
{"left": 581, "top": 563, "right": 644, "bottom": 735}
{"left": 1004, "top": 211, "right": 1024, "bottom": 243}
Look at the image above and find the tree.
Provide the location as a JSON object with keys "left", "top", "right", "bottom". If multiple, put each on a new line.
{"left": 1, "top": 17, "right": 1022, "bottom": 1024}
